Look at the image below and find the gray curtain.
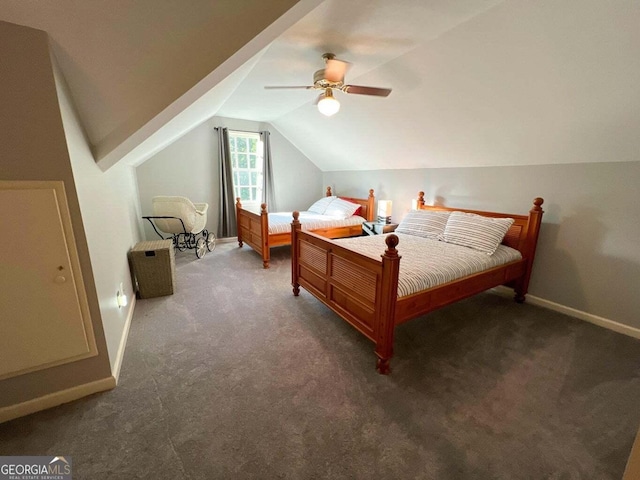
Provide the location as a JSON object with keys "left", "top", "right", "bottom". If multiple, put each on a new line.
{"left": 261, "top": 130, "right": 276, "bottom": 211}
{"left": 216, "top": 127, "right": 237, "bottom": 237}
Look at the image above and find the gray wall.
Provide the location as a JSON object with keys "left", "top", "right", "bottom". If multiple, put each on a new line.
{"left": 0, "top": 21, "right": 113, "bottom": 406}
{"left": 324, "top": 161, "right": 640, "bottom": 330}
{"left": 136, "top": 116, "right": 322, "bottom": 240}
{"left": 55, "top": 59, "right": 142, "bottom": 374}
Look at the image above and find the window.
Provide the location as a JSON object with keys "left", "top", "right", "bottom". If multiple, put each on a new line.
{"left": 229, "top": 131, "right": 263, "bottom": 207}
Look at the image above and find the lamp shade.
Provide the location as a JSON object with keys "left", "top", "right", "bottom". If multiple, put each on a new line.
{"left": 317, "top": 90, "right": 340, "bottom": 116}
{"left": 377, "top": 200, "right": 392, "bottom": 223}
{"left": 377, "top": 200, "right": 392, "bottom": 217}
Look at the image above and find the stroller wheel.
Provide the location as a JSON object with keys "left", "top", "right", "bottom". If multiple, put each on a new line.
{"left": 195, "top": 237, "right": 207, "bottom": 259}
{"left": 206, "top": 232, "right": 216, "bottom": 252}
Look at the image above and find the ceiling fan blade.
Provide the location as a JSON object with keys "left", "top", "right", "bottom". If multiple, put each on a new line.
{"left": 324, "top": 58, "right": 350, "bottom": 83}
{"left": 264, "top": 86, "right": 314, "bottom": 90}
{"left": 342, "top": 85, "right": 392, "bottom": 97}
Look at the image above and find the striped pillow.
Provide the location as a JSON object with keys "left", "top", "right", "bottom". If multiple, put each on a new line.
{"left": 396, "top": 210, "right": 450, "bottom": 240}
{"left": 443, "top": 211, "right": 514, "bottom": 255}
{"left": 307, "top": 196, "right": 336, "bottom": 214}
{"left": 324, "top": 197, "right": 361, "bottom": 219}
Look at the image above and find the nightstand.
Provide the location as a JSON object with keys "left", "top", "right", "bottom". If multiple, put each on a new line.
{"left": 363, "top": 221, "right": 399, "bottom": 236}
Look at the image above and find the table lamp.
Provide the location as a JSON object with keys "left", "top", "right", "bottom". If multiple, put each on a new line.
{"left": 377, "top": 200, "right": 392, "bottom": 224}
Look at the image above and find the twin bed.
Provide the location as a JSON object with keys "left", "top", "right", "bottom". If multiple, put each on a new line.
{"left": 236, "top": 187, "right": 375, "bottom": 268}
{"left": 290, "top": 193, "right": 544, "bottom": 374}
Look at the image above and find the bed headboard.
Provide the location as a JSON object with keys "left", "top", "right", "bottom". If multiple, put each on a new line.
{"left": 415, "top": 191, "right": 544, "bottom": 259}
{"left": 326, "top": 186, "right": 376, "bottom": 222}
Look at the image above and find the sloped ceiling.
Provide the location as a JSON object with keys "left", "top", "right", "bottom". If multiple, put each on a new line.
{"left": 0, "top": 0, "right": 322, "bottom": 168}
{"left": 1, "top": 0, "right": 638, "bottom": 171}
{"left": 217, "top": 0, "right": 505, "bottom": 121}
{"left": 221, "top": 0, "right": 640, "bottom": 170}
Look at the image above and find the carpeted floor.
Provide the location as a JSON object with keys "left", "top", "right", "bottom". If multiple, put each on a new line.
{"left": 1, "top": 241, "right": 640, "bottom": 479}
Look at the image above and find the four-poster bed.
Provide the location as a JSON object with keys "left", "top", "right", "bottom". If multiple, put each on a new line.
{"left": 291, "top": 193, "right": 544, "bottom": 373}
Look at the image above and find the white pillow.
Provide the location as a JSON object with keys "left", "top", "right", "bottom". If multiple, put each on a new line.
{"left": 396, "top": 210, "right": 450, "bottom": 240}
{"left": 442, "top": 211, "right": 514, "bottom": 255}
{"left": 323, "top": 197, "right": 361, "bottom": 219}
{"left": 307, "top": 196, "right": 336, "bottom": 214}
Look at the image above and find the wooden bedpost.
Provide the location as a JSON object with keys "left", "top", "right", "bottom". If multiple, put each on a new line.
{"left": 366, "top": 189, "right": 375, "bottom": 221}
{"left": 514, "top": 197, "right": 544, "bottom": 303}
{"left": 235, "top": 197, "right": 243, "bottom": 247}
{"left": 375, "top": 234, "right": 401, "bottom": 374}
{"left": 260, "top": 203, "right": 270, "bottom": 269}
{"left": 326, "top": 186, "right": 332, "bottom": 197}
{"left": 291, "top": 211, "right": 301, "bottom": 296}
{"left": 417, "top": 191, "right": 425, "bottom": 208}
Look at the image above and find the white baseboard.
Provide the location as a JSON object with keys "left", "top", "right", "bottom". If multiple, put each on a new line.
{"left": 0, "top": 376, "right": 116, "bottom": 424}
{"left": 491, "top": 286, "right": 640, "bottom": 340}
{"left": 112, "top": 296, "right": 136, "bottom": 384}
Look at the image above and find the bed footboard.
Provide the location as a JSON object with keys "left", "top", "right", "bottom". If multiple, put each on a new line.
{"left": 236, "top": 200, "right": 270, "bottom": 268}
{"left": 291, "top": 212, "right": 401, "bottom": 374}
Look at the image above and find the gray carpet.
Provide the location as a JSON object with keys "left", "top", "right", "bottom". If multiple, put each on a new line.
{"left": 1, "top": 241, "right": 640, "bottom": 479}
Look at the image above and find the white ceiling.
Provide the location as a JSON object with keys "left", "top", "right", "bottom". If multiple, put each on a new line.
{"left": 0, "top": 0, "right": 319, "bottom": 168}
{"left": 217, "top": 0, "right": 504, "bottom": 121}
{"left": 1, "top": 0, "right": 639, "bottom": 171}
{"left": 223, "top": 0, "right": 640, "bottom": 171}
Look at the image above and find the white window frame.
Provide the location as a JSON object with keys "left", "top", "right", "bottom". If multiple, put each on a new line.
{"left": 229, "top": 130, "right": 263, "bottom": 209}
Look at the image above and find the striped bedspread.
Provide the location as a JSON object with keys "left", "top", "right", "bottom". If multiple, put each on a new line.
{"left": 268, "top": 212, "right": 365, "bottom": 234}
{"left": 334, "top": 233, "right": 522, "bottom": 297}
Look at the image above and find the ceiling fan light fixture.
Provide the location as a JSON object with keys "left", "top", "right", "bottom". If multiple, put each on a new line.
{"left": 264, "top": 53, "right": 390, "bottom": 115}
{"left": 317, "top": 89, "right": 340, "bottom": 116}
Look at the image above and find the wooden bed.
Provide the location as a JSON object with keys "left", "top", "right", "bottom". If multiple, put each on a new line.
{"left": 236, "top": 187, "right": 375, "bottom": 268}
{"left": 291, "top": 193, "right": 544, "bottom": 374}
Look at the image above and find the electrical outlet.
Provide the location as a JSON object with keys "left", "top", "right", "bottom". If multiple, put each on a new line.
{"left": 116, "top": 282, "right": 128, "bottom": 308}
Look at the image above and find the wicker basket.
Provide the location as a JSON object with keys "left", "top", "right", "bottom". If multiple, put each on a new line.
{"left": 129, "top": 240, "right": 175, "bottom": 298}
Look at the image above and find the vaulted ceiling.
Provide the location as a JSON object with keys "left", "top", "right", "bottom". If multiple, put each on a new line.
{"left": 1, "top": 0, "right": 639, "bottom": 171}
{"left": 0, "top": 0, "right": 322, "bottom": 169}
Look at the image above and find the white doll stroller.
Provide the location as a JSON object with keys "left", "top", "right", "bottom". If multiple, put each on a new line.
{"left": 143, "top": 196, "right": 216, "bottom": 258}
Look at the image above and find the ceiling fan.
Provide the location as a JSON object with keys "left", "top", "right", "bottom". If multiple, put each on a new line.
{"left": 264, "top": 53, "right": 392, "bottom": 116}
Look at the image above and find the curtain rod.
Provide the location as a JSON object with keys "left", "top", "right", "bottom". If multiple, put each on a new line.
{"left": 214, "top": 127, "right": 269, "bottom": 135}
